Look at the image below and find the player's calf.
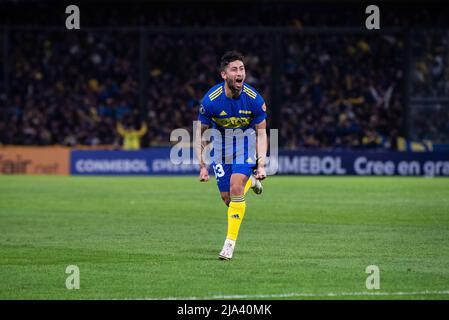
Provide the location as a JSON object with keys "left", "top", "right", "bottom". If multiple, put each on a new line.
{"left": 219, "top": 174, "right": 249, "bottom": 260}
{"left": 220, "top": 192, "right": 230, "bottom": 207}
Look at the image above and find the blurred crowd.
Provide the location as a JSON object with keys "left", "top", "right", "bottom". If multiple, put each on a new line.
{"left": 280, "top": 34, "right": 404, "bottom": 150}
{"left": 1, "top": 31, "right": 139, "bottom": 146}
{"left": 412, "top": 31, "right": 449, "bottom": 98}
{"left": 0, "top": 31, "right": 273, "bottom": 148}
{"left": 0, "top": 8, "right": 448, "bottom": 149}
{"left": 409, "top": 31, "right": 449, "bottom": 143}
{"left": 410, "top": 103, "right": 449, "bottom": 143}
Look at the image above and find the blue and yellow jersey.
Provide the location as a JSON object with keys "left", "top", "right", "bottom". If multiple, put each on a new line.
{"left": 198, "top": 82, "right": 266, "bottom": 165}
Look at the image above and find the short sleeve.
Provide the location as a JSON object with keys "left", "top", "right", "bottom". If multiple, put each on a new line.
{"left": 198, "top": 97, "right": 213, "bottom": 126}
{"left": 251, "top": 94, "right": 266, "bottom": 125}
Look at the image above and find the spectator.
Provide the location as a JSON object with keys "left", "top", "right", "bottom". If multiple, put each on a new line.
{"left": 117, "top": 119, "right": 147, "bottom": 150}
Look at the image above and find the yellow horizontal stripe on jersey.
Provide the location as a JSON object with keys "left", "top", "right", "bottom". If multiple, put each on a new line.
{"left": 208, "top": 87, "right": 223, "bottom": 100}
{"left": 209, "top": 89, "right": 222, "bottom": 99}
{"left": 210, "top": 91, "right": 222, "bottom": 101}
{"left": 243, "top": 88, "right": 256, "bottom": 99}
{"left": 243, "top": 86, "right": 257, "bottom": 96}
{"left": 212, "top": 116, "right": 252, "bottom": 128}
{"left": 208, "top": 86, "right": 222, "bottom": 97}
{"left": 209, "top": 88, "right": 223, "bottom": 101}
{"left": 243, "top": 91, "right": 256, "bottom": 99}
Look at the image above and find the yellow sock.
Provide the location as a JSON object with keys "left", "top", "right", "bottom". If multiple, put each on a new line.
{"left": 226, "top": 196, "right": 246, "bottom": 241}
{"left": 243, "top": 177, "right": 252, "bottom": 195}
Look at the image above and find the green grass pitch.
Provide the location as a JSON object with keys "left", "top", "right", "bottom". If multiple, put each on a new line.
{"left": 0, "top": 176, "right": 448, "bottom": 300}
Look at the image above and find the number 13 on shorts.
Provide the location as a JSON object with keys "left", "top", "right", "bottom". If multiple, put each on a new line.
{"left": 213, "top": 164, "right": 226, "bottom": 178}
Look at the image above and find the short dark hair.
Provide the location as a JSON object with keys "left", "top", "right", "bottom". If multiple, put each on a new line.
{"left": 220, "top": 51, "right": 244, "bottom": 72}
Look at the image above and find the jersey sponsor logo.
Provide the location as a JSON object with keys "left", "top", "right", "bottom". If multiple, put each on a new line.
{"left": 212, "top": 116, "right": 252, "bottom": 128}
{"left": 208, "top": 86, "right": 223, "bottom": 101}
{"left": 219, "top": 110, "right": 227, "bottom": 116}
{"left": 239, "top": 110, "right": 252, "bottom": 115}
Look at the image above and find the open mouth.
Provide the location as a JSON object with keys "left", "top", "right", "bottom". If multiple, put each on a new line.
{"left": 235, "top": 78, "right": 243, "bottom": 86}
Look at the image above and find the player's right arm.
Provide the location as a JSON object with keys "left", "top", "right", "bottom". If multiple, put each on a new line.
{"left": 196, "top": 101, "right": 214, "bottom": 182}
{"left": 196, "top": 122, "right": 210, "bottom": 182}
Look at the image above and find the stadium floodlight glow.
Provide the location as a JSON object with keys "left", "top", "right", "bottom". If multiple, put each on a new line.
{"left": 170, "top": 121, "right": 278, "bottom": 175}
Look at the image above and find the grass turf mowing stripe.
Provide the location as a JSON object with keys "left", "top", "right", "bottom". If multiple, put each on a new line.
{"left": 142, "top": 290, "right": 449, "bottom": 300}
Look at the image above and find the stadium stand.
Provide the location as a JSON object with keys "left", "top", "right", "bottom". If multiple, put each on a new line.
{"left": 0, "top": 3, "right": 448, "bottom": 149}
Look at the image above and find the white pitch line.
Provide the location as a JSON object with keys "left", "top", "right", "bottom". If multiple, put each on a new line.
{"left": 141, "top": 290, "right": 449, "bottom": 300}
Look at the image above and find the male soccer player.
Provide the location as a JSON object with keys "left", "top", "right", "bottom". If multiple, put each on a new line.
{"left": 196, "top": 51, "right": 268, "bottom": 260}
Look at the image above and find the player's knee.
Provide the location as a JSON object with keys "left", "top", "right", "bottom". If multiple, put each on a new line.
{"left": 230, "top": 184, "right": 244, "bottom": 196}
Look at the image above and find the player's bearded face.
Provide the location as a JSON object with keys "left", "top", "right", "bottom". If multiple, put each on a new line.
{"left": 223, "top": 60, "right": 245, "bottom": 91}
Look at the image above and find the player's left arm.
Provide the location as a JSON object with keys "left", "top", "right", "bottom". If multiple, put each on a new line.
{"left": 254, "top": 103, "right": 267, "bottom": 180}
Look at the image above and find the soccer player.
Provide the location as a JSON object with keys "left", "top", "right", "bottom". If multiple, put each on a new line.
{"left": 196, "top": 51, "right": 268, "bottom": 260}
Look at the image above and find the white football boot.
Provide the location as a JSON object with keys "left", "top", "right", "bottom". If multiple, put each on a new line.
{"left": 219, "top": 239, "right": 236, "bottom": 260}
{"left": 251, "top": 175, "right": 263, "bottom": 195}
